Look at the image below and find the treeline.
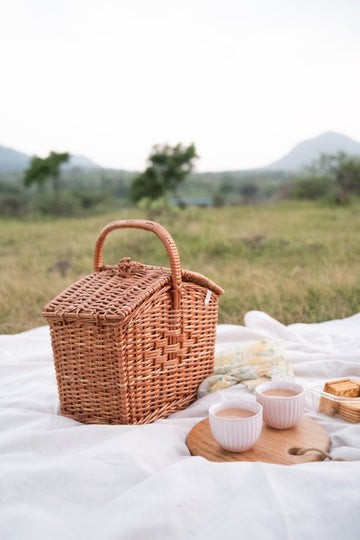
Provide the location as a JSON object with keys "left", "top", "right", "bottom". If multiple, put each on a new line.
{"left": 0, "top": 169, "right": 135, "bottom": 217}
{"left": 183, "top": 169, "right": 289, "bottom": 206}
{"left": 285, "top": 152, "right": 360, "bottom": 204}
{"left": 0, "top": 167, "right": 292, "bottom": 216}
{"left": 1, "top": 150, "right": 360, "bottom": 217}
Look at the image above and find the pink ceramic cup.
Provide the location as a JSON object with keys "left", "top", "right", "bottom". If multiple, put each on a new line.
{"left": 255, "top": 381, "right": 305, "bottom": 429}
{"left": 208, "top": 398, "right": 263, "bottom": 453}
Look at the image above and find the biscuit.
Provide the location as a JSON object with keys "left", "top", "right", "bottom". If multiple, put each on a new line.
{"left": 319, "top": 378, "right": 360, "bottom": 417}
{"left": 319, "top": 396, "right": 338, "bottom": 416}
{"left": 338, "top": 400, "right": 360, "bottom": 423}
{"left": 324, "top": 379, "right": 360, "bottom": 398}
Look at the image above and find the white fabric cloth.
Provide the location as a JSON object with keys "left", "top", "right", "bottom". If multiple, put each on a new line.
{"left": 1, "top": 311, "right": 360, "bottom": 540}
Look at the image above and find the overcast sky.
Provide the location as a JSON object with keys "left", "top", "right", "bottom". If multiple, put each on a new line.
{"left": 1, "top": 0, "right": 360, "bottom": 171}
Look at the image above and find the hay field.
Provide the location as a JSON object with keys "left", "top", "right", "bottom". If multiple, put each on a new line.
{"left": 1, "top": 201, "right": 359, "bottom": 334}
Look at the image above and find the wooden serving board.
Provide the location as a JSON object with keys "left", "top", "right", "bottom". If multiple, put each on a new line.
{"left": 187, "top": 416, "right": 330, "bottom": 465}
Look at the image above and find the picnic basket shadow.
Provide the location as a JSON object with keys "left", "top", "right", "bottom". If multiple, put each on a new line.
{"left": 43, "top": 219, "right": 224, "bottom": 424}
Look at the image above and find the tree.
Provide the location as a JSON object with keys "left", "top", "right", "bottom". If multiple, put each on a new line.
{"left": 289, "top": 175, "right": 331, "bottom": 200}
{"left": 24, "top": 151, "right": 70, "bottom": 194}
{"left": 130, "top": 143, "right": 198, "bottom": 204}
{"left": 290, "top": 151, "right": 360, "bottom": 203}
{"left": 130, "top": 165, "right": 165, "bottom": 203}
{"left": 239, "top": 182, "right": 258, "bottom": 204}
{"left": 316, "top": 152, "right": 360, "bottom": 202}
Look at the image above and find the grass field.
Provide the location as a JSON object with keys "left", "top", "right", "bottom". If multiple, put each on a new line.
{"left": 1, "top": 201, "right": 360, "bottom": 334}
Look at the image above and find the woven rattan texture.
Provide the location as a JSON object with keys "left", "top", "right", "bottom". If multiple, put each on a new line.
{"left": 44, "top": 219, "right": 223, "bottom": 425}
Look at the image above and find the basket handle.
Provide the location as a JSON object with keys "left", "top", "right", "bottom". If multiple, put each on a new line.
{"left": 94, "top": 219, "right": 182, "bottom": 310}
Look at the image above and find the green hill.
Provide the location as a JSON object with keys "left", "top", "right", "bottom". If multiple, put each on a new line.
{"left": 0, "top": 144, "right": 102, "bottom": 173}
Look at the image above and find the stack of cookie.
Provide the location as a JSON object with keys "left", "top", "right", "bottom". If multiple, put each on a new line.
{"left": 319, "top": 378, "right": 360, "bottom": 422}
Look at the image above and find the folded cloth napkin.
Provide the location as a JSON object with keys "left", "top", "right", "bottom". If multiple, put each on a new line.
{"left": 197, "top": 338, "right": 294, "bottom": 397}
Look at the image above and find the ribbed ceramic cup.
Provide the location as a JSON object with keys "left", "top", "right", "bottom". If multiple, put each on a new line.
{"left": 208, "top": 398, "right": 263, "bottom": 452}
{"left": 255, "top": 381, "right": 305, "bottom": 429}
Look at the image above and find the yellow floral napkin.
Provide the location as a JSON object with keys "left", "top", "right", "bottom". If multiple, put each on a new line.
{"left": 197, "top": 339, "right": 294, "bottom": 397}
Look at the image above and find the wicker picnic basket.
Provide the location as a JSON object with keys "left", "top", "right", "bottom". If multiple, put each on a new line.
{"left": 43, "top": 219, "right": 224, "bottom": 425}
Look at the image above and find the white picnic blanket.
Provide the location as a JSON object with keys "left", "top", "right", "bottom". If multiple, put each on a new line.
{"left": 1, "top": 311, "right": 360, "bottom": 540}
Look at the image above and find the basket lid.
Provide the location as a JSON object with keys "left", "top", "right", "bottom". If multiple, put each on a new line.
{"left": 42, "top": 257, "right": 223, "bottom": 322}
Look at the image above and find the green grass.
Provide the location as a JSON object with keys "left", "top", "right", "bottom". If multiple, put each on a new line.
{"left": 1, "top": 201, "right": 360, "bottom": 334}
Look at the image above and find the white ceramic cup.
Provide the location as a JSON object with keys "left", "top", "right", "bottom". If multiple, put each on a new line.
{"left": 255, "top": 381, "right": 305, "bottom": 429}
{"left": 208, "top": 398, "right": 263, "bottom": 452}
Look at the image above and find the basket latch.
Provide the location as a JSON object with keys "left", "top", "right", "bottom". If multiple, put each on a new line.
{"left": 117, "top": 257, "right": 132, "bottom": 276}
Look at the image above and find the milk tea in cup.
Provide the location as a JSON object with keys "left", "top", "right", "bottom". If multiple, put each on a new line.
{"left": 255, "top": 381, "right": 305, "bottom": 429}
{"left": 209, "top": 398, "right": 263, "bottom": 452}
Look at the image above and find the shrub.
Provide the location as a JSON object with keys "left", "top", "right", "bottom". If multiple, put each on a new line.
{"left": 289, "top": 176, "right": 333, "bottom": 200}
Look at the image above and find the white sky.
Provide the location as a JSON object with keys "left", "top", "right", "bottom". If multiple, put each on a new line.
{"left": 1, "top": 0, "right": 360, "bottom": 171}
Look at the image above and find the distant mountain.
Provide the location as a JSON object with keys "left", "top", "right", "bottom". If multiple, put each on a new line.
{"left": 63, "top": 154, "right": 102, "bottom": 170}
{"left": 0, "top": 145, "right": 30, "bottom": 173}
{"left": 3, "top": 132, "right": 360, "bottom": 175}
{"left": 264, "top": 131, "right": 360, "bottom": 172}
{"left": 0, "top": 144, "right": 102, "bottom": 173}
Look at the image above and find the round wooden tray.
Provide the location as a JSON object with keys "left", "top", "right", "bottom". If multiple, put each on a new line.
{"left": 187, "top": 415, "right": 330, "bottom": 465}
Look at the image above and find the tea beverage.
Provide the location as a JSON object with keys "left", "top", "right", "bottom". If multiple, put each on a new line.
{"left": 255, "top": 382, "right": 305, "bottom": 429}
{"left": 261, "top": 389, "right": 299, "bottom": 398}
{"left": 214, "top": 407, "right": 256, "bottom": 419}
{"left": 208, "top": 399, "right": 263, "bottom": 452}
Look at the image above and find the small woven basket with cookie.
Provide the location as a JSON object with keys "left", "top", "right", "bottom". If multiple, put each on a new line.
{"left": 309, "top": 377, "right": 360, "bottom": 423}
